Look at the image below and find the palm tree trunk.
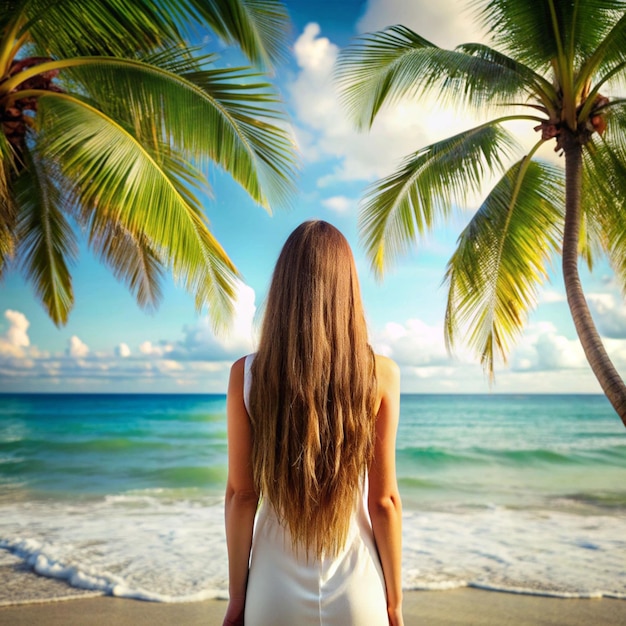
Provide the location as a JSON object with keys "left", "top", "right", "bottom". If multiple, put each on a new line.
{"left": 562, "top": 136, "right": 626, "bottom": 427}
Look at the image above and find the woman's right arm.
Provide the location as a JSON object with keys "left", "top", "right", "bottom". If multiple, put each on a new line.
{"left": 368, "top": 355, "right": 403, "bottom": 626}
{"left": 223, "top": 357, "right": 259, "bottom": 626}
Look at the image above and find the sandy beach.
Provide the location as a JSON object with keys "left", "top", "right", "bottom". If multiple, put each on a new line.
{"left": 1, "top": 588, "right": 625, "bottom": 626}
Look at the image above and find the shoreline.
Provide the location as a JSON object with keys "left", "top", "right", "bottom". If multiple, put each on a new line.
{"left": 1, "top": 589, "right": 625, "bottom": 626}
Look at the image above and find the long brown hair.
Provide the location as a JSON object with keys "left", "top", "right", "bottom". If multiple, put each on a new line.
{"left": 249, "top": 220, "right": 376, "bottom": 558}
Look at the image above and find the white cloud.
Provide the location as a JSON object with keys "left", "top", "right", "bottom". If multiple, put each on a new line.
{"left": 510, "top": 322, "right": 586, "bottom": 372}
{"left": 534, "top": 332, "right": 586, "bottom": 370}
{"left": 588, "top": 293, "right": 626, "bottom": 339}
{"left": 294, "top": 22, "right": 337, "bottom": 74}
{"left": 602, "top": 338, "right": 626, "bottom": 370}
{"left": 0, "top": 282, "right": 259, "bottom": 392}
{"left": 116, "top": 343, "right": 131, "bottom": 358}
{"left": 67, "top": 336, "right": 89, "bottom": 358}
{"left": 229, "top": 281, "right": 258, "bottom": 344}
{"left": 356, "top": 0, "right": 484, "bottom": 48}
{"left": 0, "top": 310, "right": 30, "bottom": 357}
{"left": 365, "top": 313, "right": 625, "bottom": 393}
{"left": 539, "top": 289, "right": 566, "bottom": 304}
{"left": 369, "top": 316, "right": 494, "bottom": 391}
{"left": 372, "top": 317, "right": 474, "bottom": 367}
{"left": 175, "top": 280, "right": 257, "bottom": 360}
{"left": 321, "top": 195, "right": 353, "bottom": 213}
{"left": 4, "top": 273, "right": 622, "bottom": 394}
{"left": 288, "top": 23, "right": 434, "bottom": 186}
{"left": 370, "top": 310, "right": 625, "bottom": 390}
{"left": 290, "top": 23, "right": 340, "bottom": 134}
{"left": 5, "top": 310, "right": 30, "bottom": 347}
{"left": 139, "top": 341, "right": 172, "bottom": 357}
{"left": 156, "top": 359, "right": 184, "bottom": 373}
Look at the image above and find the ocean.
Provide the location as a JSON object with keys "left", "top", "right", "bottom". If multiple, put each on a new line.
{"left": 1, "top": 393, "right": 625, "bottom": 605}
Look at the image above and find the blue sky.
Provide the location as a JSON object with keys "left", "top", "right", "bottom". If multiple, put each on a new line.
{"left": 2, "top": 0, "right": 626, "bottom": 394}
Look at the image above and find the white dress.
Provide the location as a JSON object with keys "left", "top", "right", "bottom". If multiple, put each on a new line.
{"left": 242, "top": 355, "right": 388, "bottom": 626}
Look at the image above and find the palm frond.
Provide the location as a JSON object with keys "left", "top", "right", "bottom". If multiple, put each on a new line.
{"left": 336, "top": 25, "right": 550, "bottom": 130}
{"left": 579, "top": 151, "right": 609, "bottom": 272}
{"left": 582, "top": 132, "right": 626, "bottom": 294}
{"left": 444, "top": 157, "right": 565, "bottom": 375}
{"left": 140, "top": 46, "right": 213, "bottom": 75}
{"left": 78, "top": 143, "right": 206, "bottom": 312}
{"left": 11, "top": 0, "right": 289, "bottom": 69}
{"left": 56, "top": 56, "right": 296, "bottom": 210}
{"left": 454, "top": 43, "right": 557, "bottom": 112}
{"left": 578, "top": 12, "right": 626, "bottom": 89}
{"left": 336, "top": 25, "right": 437, "bottom": 129}
{"left": 184, "top": 0, "right": 290, "bottom": 69}
{"left": 0, "top": 131, "right": 17, "bottom": 277}
{"left": 0, "top": 1, "right": 25, "bottom": 34}
{"left": 0, "top": 0, "right": 26, "bottom": 72}
{"left": 359, "top": 122, "right": 521, "bottom": 274}
{"left": 0, "top": 198, "right": 15, "bottom": 277}
{"left": 14, "top": 148, "right": 76, "bottom": 326}
{"left": 35, "top": 92, "right": 239, "bottom": 328}
{"left": 0, "top": 185, "right": 16, "bottom": 278}
{"left": 87, "top": 218, "right": 165, "bottom": 312}
{"left": 603, "top": 99, "right": 626, "bottom": 145}
{"left": 20, "top": 0, "right": 182, "bottom": 58}
{"left": 476, "top": 0, "right": 626, "bottom": 70}
{"left": 575, "top": 140, "right": 607, "bottom": 272}
{"left": 576, "top": 204, "right": 600, "bottom": 271}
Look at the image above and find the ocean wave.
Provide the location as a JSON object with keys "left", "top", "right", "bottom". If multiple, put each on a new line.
{"left": 401, "top": 578, "right": 626, "bottom": 600}
{"left": 182, "top": 412, "right": 226, "bottom": 423}
{"left": 555, "top": 491, "right": 626, "bottom": 510}
{"left": 0, "top": 537, "right": 227, "bottom": 604}
{"left": 104, "top": 488, "right": 224, "bottom": 506}
{"left": 397, "top": 476, "right": 442, "bottom": 490}
{"left": 7, "top": 437, "right": 176, "bottom": 453}
{"left": 140, "top": 465, "right": 227, "bottom": 486}
{"left": 397, "top": 444, "right": 626, "bottom": 468}
{"left": 1, "top": 498, "right": 625, "bottom": 605}
{"left": 0, "top": 455, "right": 25, "bottom": 465}
{"left": 467, "top": 582, "right": 625, "bottom": 600}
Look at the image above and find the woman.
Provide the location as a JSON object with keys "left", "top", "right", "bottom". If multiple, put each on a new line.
{"left": 223, "top": 221, "right": 403, "bottom": 626}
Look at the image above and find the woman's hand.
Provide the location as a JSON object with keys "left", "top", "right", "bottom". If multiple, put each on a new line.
{"left": 222, "top": 596, "right": 246, "bottom": 626}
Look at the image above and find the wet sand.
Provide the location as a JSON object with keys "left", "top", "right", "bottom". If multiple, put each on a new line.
{"left": 1, "top": 588, "right": 624, "bottom": 625}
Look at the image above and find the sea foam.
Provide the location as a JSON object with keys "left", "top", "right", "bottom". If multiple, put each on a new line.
{"left": 1, "top": 492, "right": 625, "bottom": 604}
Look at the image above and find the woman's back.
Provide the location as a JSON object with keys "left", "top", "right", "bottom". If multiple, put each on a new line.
{"left": 247, "top": 221, "right": 377, "bottom": 561}
{"left": 243, "top": 355, "right": 389, "bottom": 626}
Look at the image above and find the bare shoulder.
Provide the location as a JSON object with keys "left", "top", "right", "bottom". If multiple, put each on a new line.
{"left": 375, "top": 354, "right": 400, "bottom": 387}
{"left": 231, "top": 355, "right": 247, "bottom": 375}
{"left": 374, "top": 355, "right": 400, "bottom": 415}
{"left": 227, "top": 356, "right": 250, "bottom": 394}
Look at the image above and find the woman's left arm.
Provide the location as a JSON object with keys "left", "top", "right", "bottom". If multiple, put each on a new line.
{"left": 223, "top": 357, "right": 259, "bottom": 626}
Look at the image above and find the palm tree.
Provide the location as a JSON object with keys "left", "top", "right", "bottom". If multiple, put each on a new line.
{"left": 337, "top": 0, "right": 626, "bottom": 426}
{"left": 0, "top": 0, "right": 296, "bottom": 329}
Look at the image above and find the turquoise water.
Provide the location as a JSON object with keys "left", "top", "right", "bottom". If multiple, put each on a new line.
{"left": 0, "top": 394, "right": 229, "bottom": 499}
{"left": 396, "top": 394, "right": 626, "bottom": 509}
{"left": 1, "top": 393, "right": 625, "bottom": 602}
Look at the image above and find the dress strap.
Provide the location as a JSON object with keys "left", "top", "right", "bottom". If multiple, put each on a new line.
{"left": 243, "top": 353, "right": 255, "bottom": 415}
